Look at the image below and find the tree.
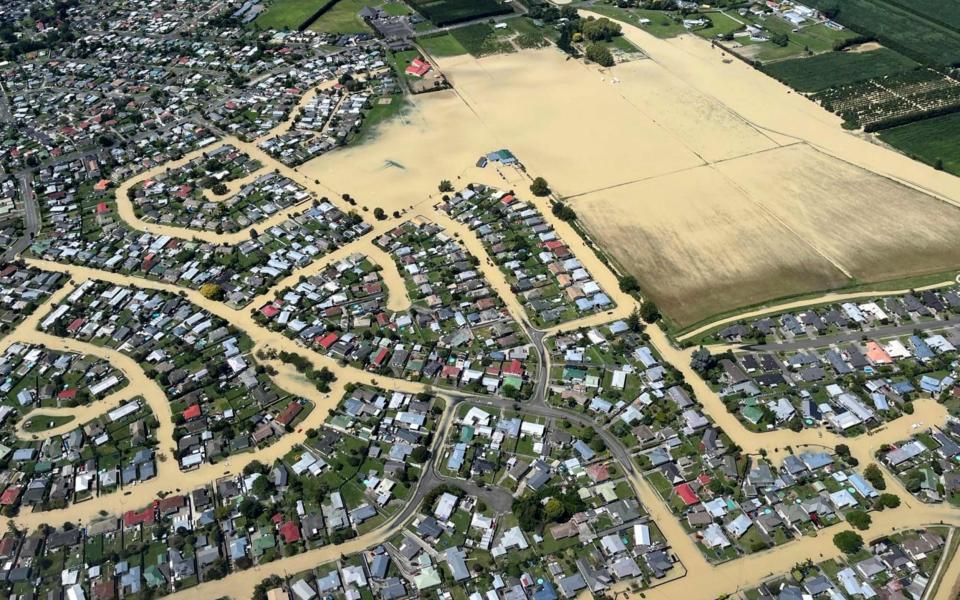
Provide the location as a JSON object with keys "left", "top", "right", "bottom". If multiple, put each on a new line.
{"left": 211, "top": 182, "right": 229, "bottom": 195}
{"left": 238, "top": 497, "right": 263, "bottom": 519}
{"left": 877, "top": 493, "right": 901, "bottom": 509}
{"left": 639, "top": 299, "right": 660, "bottom": 323}
{"left": 581, "top": 17, "right": 622, "bottom": 42}
{"left": 438, "top": 180, "right": 454, "bottom": 192}
{"left": 530, "top": 177, "right": 550, "bottom": 197}
{"left": 690, "top": 346, "right": 716, "bottom": 375}
{"left": 626, "top": 308, "right": 645, "bottom": 333}
{"left": 618, "top": 275, "right": 640, "bottom": 294}
{"left": 833, "top": 531, "right": 864, "bottom": 554}
{"left": 373, "top": 207, "right": 387, "bottom": 220}
{"left": 835, "top": 444, "right": 849, "bottom": 458}
{"left": 200, "top": 283, "right": 223, "bottom": 300}
{"left": 864, "top": 463, "right": 886, "bottom": 490}
{"left": 543, "top": 498, "right": 565, "bottom": 521}
{"left": 557, "top": 24, "right": 574, "bottom": 54}
{"left": 410, "top": 445, "right": 430, "bottom": 463}
{"left": 845, "top": 509, "right": 871, "bottom": 531}
{"left": 585, "top": 43, "right": 614, "bottom": 67}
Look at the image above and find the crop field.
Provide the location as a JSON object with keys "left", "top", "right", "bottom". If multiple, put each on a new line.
{"left": 879, "top": 112, "right": 960, "bottom": 176}
{"left": 805, "top": 0, "right": 960, "bottom": 65}
{"left": 762, "top": 48, "right": 918, "bottom": 92}
{"left": 813, "top": 68, "right": 960, "bottom": 129}
{"left": 407, "top": 0, "right": 512, "bottom": 26}
{"left": 881, "top": 0, "right": 960, "bottom": 31}
{"left": 569, "top": 144, "right": 960, "bottom": 328}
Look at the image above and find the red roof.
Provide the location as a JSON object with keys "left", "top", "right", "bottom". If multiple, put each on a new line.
{"left": 675, "top": 483, "right": 700, "bottom": 506}
{"left": 441, "top": 365, "right": 461, "bottom": 379}
{"left": 502, "top": 359, "right": 523, "bottom": 376}
{"left": 279, "top": 521, "right": 301, "bottom": 544}
{"left": 372, "top": 347, "right": 390, "bottom": 367}
{"left": 183, "top": 404, "right": 202, "bottom": 421}
{"left": 123, "top": 507, "right": 156, "bottom": 527}
{"left": 66, "top": 317, "right": 85, "bottom": 332}
{"left": 697, "top": 473, "right": 712, "bottom": 486}
{"left": 0, "top": 486, "right": 22, "bottom": 506}
{"left": 500, "top": 194, "right": 515, "bottom": 204}
{"left": 317, "top": 332, "right": 339, "bottom": 350}
{"left": 276, "top": 402, "right": 303, "bottom": 426}
{"left": 58, "top": 388, "right": 77, "bottom": 400}
{"left": 158, "top": 495, "right": 185, "bottom": 513}
{"left": 260, "top": 304, "right": 280, "bottom": 318}
{"left": 405, "top": 58, "right": 431, "bottom": 77}
{"left": 96, "top": 202, "right": 110, "bottom": 214}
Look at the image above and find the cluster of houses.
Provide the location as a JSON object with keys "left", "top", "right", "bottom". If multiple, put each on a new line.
{"left": 367, "top": 219, "right": 535, "bottom": 393}
{"left": 664, "top": 448, "right": 882, "bottom": 561}
{"left": 0, "top": 264, "right": 64, "bottom": 332}
{"left": 711, "top": 327, "right": 960, "bottom": 434}
{"left": 439, "top": 184, "right": 613, "bottom": 326}
{"left": 130, "top": 144, "right": 287, "bottom": 234}
{"left": 881, "top": 421, "right": 960, "bottom": 503}
{"left": 37, "top": 280, "right": 308, "bottom": 470}
{"left": 258, "top": 247, "right": 532, "bottom": 393}
{"left": 263, "top": 73, "right": 395, "bottom": 167}
{"left": 0, "top": 341, "right": 165, "bottom": 511}
{"left": 715, "top": 288, "right": 960, "bottom": 344}
{"left": 751, "top": 529, "right": 945, "bottom": 600}
{"left": 29, "top": 150, "right": 370, "bottom": 308}
{"left": 215, "top": 45, "right": 395, "bottom": 143}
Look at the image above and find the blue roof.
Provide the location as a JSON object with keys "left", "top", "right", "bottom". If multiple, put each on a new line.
{"left": 871, "top": 393, "right": 889, "bottom": 411}
{"left": 593, "top": 293, "right": 612, "bottom": 307}
{"left": 891, "top": 380, "right": 915, "bottom": 394}
{"left": 533, "top": 580, "right": 558, "bottom": 600}
{"left": 848, "top": 473, "right": 877, "bottom": 497}
{"left": 573, "top": 439, "right": 596, "bottom": 461}
{"left": 608, "top": 320, "right": 629, "bottom": 334}
{"left": 910, "top": 336, "right": 935, "bottom": 360}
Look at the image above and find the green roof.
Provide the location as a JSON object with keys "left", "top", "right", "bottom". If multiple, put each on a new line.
{"left": 144, "top": 565, "right": 165, "bottom": 588}
{"left": 459, "top": 426, "right": 475, "bottom": 443}
{"left": 741, "top": 406, "right": 763, "bottom": 425}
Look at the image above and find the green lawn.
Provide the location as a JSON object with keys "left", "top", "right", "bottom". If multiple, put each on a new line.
{"left": 22, "top": 414, "right": 75, "bottom": 432}
{"left": 309, "top": 0, "right": 412, "bottom": 33}
{"left": 418, "top": 32, "right": 469, "bottom": 57}
{"left": 879, "top": 112, "right": 960, "bottom": 177}
{"left": 588, "top": 5, "right": 687, "bottom": 38}
{"left": 255, "top": 0, "right": 326, "bottom": 30}
{"left": 743, "top": 18, "right": 858, "bottom": 62}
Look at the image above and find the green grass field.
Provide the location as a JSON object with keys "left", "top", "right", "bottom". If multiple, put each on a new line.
{"left": 449, "top": 23, "right": 514, "bottom": 56}
{"left": 22, "top": 414, "right": 75, "bottom": 433}
{"left": 308, "top": 0, "right": 412, "bottom": 33}
{"left": 762, "top": 47, "right": 918, "bottom": 92}
{"left": 255, "top": 0, "right": 326, "bottom": 30}
{"left": 741, "top": 18, "right": 857, "bottom": 62}
{"left": 417, "top": 32, "right": 469, "bottom": 56}
{"left": 588, "top": 5, "right": 687, "bottom": 38}
{"left": 806, "top": 0, "right": 960, "bottom": 65}
{"left": 879, "top": 112, "right": 960, "bottom": 176}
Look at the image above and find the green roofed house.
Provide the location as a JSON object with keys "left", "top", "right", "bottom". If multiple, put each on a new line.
{"left": 741, "top": 405, "right": 764, "bottom": 426}
{"left": 414, "top": 565, "right": 442, "bottom": 590}
{"left": 252, "top": 529, "right": 276, "bottom": 557}
{"left": 144, "top": 565, "right": 165, "bottom": 589}
{"left": 460, "top": 426, "right": 475, "bottom": 443}
{"left": 563, "top": 367, "right": 587, "bottom": 381}
{"left": 503, "top": 374, "right": 523, "bottom": 390}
